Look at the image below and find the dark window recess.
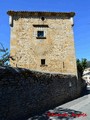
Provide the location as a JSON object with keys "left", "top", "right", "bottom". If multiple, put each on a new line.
{"left": 63, "top": 62, "right": 65, "bottom": 68}
{"left": 41, "top": 17, "right": 45, "bottom": 21}
{"left": 41, "top": 59, "right": 45, "bottom": 65}
{"left": 37, "top": 31, "right": 44, "bottom": 37}
{"left": 36, "top": 31, "right": 46, "bottom": 39}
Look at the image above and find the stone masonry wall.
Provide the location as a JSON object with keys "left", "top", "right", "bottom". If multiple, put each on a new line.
{"left": 10, "top": 15, "right": 77, "bottom": 75}
{"left": 0, "top": 67, "right": 85, "bottom": 120}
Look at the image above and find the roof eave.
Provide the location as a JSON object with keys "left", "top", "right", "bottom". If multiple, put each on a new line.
{"left": 7, "top": 11, "right": 75, "bottom": 17}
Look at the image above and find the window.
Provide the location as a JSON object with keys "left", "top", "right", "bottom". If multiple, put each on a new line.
{"left": 41, "top": 59, "right": 45, "bottom": 65}
{"left": 37, "top": 31, "right": 44, "bottom": 37}
{"left": 36, "top": 31, "right": 46, "bottom": 39}
{"left": 41, "top": 17, "right": 45, "bottom": 21}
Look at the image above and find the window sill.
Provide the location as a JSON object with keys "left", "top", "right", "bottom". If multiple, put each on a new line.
{"left": 40, "top": 65, "right": 48, "bottom": 67}
{"left": 36, "top": 37, "right": 46, "bottom": 39}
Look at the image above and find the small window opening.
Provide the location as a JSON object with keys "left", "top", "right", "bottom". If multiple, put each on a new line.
{"left": 63, "top": 62, "right": 65, "bottom": 68}
{"left": 41, "top": 59, "right": 45, "bottom": 65}
{"left": 41, "top": 17, "right": 45, "bottom": 21}
{"left": 37, "top": 31, "right": 44, "bottom": 37}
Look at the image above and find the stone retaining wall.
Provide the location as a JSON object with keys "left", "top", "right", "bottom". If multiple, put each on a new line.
{"left": 0, "top": 66, "right": 85, "bottom": 120}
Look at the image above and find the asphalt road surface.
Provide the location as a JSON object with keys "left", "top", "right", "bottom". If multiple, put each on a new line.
{"left": 59, "top": 90, "right": 90, "bottom": 120}
{"left": 28, "top": 90, "right": 90, "bottom": 120}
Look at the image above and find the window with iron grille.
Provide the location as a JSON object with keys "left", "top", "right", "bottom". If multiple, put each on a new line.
{"left": 36, "top": 31, "right": 46, "bottom": 39}
{"left": 37, "top": 31, "right": 44, "bottom": 37}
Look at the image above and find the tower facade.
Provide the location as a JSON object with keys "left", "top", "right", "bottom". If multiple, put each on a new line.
{"left": 7, "top": 11, "right": 77, "bottom": 75}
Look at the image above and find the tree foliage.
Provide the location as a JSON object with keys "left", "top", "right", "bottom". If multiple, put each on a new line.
{"left": 0, "top": 43, "right": 10, "bottom": 66}
{"left": 77, "top": 58, "right": 87, "bottom": 77}
{"left": 87, "top": 61, "right": 90, "bottom": 68}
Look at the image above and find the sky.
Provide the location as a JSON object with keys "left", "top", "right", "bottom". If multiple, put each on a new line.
{"left": 0, "top": 0, "right": 90, "bottom": 60}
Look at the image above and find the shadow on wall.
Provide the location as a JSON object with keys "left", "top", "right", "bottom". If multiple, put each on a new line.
{"left": 0, "top": 66, "right": 86, "bottom": 120}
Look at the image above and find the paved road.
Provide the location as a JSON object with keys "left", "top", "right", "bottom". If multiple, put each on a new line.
{"left": 28, "top": 91, "right": 90, "bottom": 120}
{"left": 59, "top": 91, "right": 90, "bottom": 120}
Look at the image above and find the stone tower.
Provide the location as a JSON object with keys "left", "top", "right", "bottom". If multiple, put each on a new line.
{"left": 7, "top": 11, "right": 77, "bottom": 75}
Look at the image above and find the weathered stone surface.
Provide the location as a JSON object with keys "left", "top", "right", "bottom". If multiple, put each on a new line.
{"left": 0, "top": 66, "right": 85, "bottom": 120}
{"left": 8, "top": 11, "right": 77, "bottom": 75}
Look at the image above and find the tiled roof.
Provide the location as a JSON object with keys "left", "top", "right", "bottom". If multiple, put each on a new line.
{"left": 7, "top": 11, "right": 75, "bottom": 17}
